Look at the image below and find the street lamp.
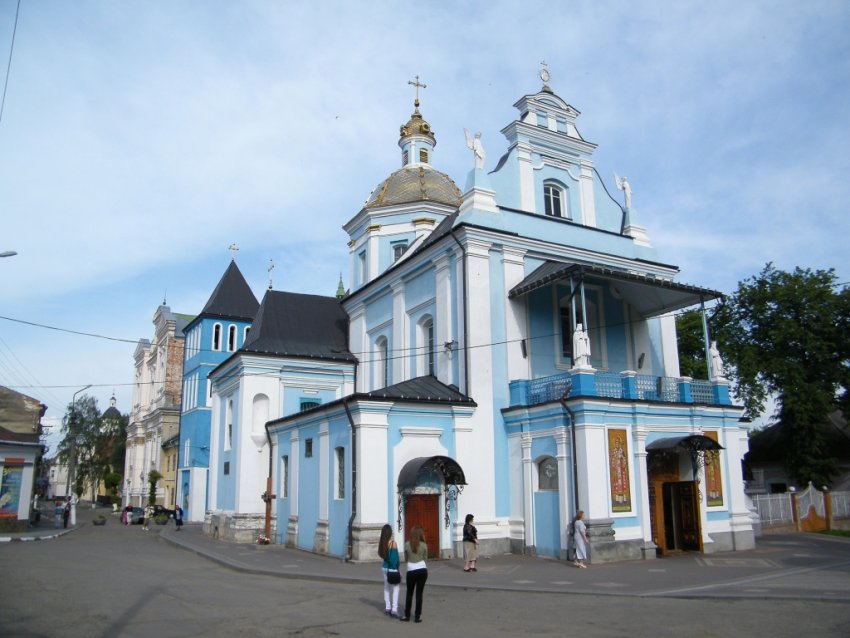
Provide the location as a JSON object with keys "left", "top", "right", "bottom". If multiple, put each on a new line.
{"left": 0, "top": 251, "right": 17, "bottom": 257}
{"left": 68, "top": 384, "right": 93, "bottom": 527}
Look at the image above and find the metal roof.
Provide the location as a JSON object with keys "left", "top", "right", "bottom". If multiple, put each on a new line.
{"left": 509, "top": 262, "right": 722, "bottom": 317}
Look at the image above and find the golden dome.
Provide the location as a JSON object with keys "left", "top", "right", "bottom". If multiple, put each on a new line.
{"left": 399, "top": 107, "right": 436, "bottom": 144}
{"left": 364, "top": 165, "right": 461, "bottom": 210}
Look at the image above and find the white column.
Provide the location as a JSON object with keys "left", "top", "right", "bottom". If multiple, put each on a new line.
{"left": 517, "top": 142, "right": 535, "bottom": 211}
{"left": 502, "top": 247, "right": 528, "bottom": 382}
{"left": 353, "top": 404, "right": 390, "bottom": 525}
{"left": 391, "top": 281, "right": 407, "bottom": 384}
{"left": 579, "top": 159, "right": 596, "bottom": 226}
{"left": 555, "top": 428, "right": 571, "bottom": 556}
{"left": 633, "top": 427, "right": 656, "bottom": 555}
{"left": 521, "top": 433, "right": 534, "bottom": 551}
{"left": 318, "top": 422, "right": 329, "bottom": 523}
{"left": 348, "top": 305, "right": 367, "bottom": 392}
{"left": 434, "top": 253, "right": 454, "bottom": 385}
{"left": 289, "top": 431, "right": 300, "bottom": 519}
{"left": 574, "top": 422, "right": 608, "bottom": 519}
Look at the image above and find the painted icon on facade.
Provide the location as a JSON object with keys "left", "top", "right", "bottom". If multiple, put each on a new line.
{"left": 704, "top": 431, "right": 724, "bottom": 507}
{"left": 608, "top": 429, "right": 632, "bottom": 512}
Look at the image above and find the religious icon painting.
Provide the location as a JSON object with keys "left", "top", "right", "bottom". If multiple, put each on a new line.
{"left": 607, "top": 429, "right": 632, "bottom": 512}
{"left": 704, "top": 431, "right": 724, "bottom": 507}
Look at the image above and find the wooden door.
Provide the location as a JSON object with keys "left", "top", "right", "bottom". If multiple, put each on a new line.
{"left": 404, "top": 494, "right": 440, "bottom": 559}
{"left": 677, "top": 481, "right": 702, "bottom": 551}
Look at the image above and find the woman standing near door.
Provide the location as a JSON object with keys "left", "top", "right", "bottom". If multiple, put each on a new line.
{"left": 401, "top": 526, "right": 428, "bottom": 623}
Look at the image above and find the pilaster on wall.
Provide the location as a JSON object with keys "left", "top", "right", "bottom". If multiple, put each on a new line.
{"left": 573, "top": 421, "right": 608, "bottom": 521}
{"left": 391, "top": 281, "right": 407, "bottom": 384}
{"left": 352, "top": 403, "right": 390, "bottom": 526}
{"left": 348, "top": 306, "right": 367, "bottom": 392}
{"left": 521, "top": 433, "right": 534, "bottom": 554}
{"left": 579, "top": 160, "right": 596, "bottom": 227}
{"left": 502, "top": 247, "right": 528, "bottom": 383}
{"left": 632, "top": 427, "right": 657, "bottom": 559}
{"left": 434, "top": 253, "right": 454, "bottom": 386}
{"left": 555, "top": 429, "right": 572, "bottom": 560}
{"left": 517, "top": 142, "right": 535, "bottom": 212}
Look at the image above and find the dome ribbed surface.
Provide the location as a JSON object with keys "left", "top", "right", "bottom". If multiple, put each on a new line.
{"left": 364, "top": 166, "right": 461, "bottom": 210}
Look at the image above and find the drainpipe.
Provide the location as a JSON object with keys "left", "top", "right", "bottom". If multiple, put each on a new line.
{"left": 343, "top": 399, "right": 357, "bottom": 561}
{"left": 449, "top": 230, "right": 470, "bottom": 394}
{"left": 263, "top": 422, "right": 274, "bottom": 540}
{"left": 559, "top": 399, "right": 580, "bottom": 513}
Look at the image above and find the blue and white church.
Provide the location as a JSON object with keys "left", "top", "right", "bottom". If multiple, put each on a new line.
{"left": 197, "top": 76, "right": 755, "bottom": 562}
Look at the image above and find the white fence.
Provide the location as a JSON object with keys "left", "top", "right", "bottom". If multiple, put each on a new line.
{"left": 752, "top": 489, "right": 850, "bottom": 527}
{"left": 752, "top": 493, "right": 794, "bottom": 525}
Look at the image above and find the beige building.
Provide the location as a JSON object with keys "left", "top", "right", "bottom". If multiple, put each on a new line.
{"left": 124, "top": 305, "right": 191, "bottom": 507}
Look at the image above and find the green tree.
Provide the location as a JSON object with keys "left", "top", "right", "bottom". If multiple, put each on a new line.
{"left": 676, "top": 309, "right": 710, "bottom": 379}
{"left": 56, "top": 395, "right": 105, "bottom": 500}
{"left": 148, "top": 470, "right": 162, "bottom": 506}
{"left": 712, "top": 264, "right": 850, "bottom": 486}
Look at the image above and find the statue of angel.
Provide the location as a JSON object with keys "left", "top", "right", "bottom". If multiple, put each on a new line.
{"left": 614, "top": 173, "right": 632, "bottom": 210}
{"left": 464, "top": 128, "right": 486, "bottom": 170}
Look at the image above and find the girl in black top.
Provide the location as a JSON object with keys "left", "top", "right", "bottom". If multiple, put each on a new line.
{"left": 462, "top": 513, "right": 479, "bottom": 572}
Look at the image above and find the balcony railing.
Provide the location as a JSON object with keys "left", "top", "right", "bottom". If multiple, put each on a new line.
{"left": 510, "top": 370, "right": 732, "bottom": 407}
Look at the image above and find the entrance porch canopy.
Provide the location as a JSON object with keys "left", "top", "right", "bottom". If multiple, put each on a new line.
{"left": 508, "top": 262, "right": 723, "bottom": 317}
{"left": 397, "top": 456, "right": 467, "bottom": 490}
{"left": 647, "top": 434, "right": 724, "bottom": 453}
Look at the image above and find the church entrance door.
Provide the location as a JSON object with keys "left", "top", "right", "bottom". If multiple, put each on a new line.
{"left": 404, "top": 494, "right": 440, "bottom": 559}
{"left": 660, "top": 481, "right": 702, "bottom": 552}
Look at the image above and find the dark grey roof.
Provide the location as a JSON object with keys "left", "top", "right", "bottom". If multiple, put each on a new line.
{"left": 241, "top": 290, "right": 356, "bottom": 362}
{"left": 360, "top": 375, "right": 475, "bottom": 404}
{"left": 509, "top": 262, "right": 722, "bottom": 317}
{"left": 199, "top": 260, "right": 259, "bottom": 322}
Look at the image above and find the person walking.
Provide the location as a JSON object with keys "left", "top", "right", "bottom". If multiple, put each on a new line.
{"left": 62, "top": 500, "right": 70, "bottom": 529}
{"left": 174, "top": 505, "right": 184, "bottom": 531}
{"left": 377, "top": 524, "right": 400, "bottom": 618}
{"left": 462, "top": 513, "right": 479, "bottom": 572}
{"left": 54, "top": 501, "right": 63, "bottom": 528}
{"left": 572, "top": 510, "right": 589, "bottom": 568}
{"left": 400, "top": 526, "right": 428, "bottom": 623}
{"left": 142, "top": 503, "right": 153, "bottom": 531}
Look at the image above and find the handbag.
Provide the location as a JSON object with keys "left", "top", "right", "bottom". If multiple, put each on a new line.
{"left": 386, "top": 568, "right": 401, "bottom": 585}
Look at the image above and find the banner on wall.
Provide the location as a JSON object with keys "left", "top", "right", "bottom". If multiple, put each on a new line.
{"left": 608, "top": 429, "right": 632, "bottom": 512}
{"left": 704, "top": 431, "right": 724, "bottom": 507}
{"left": 0, "top": 463, "right": 24, "bottom": 518}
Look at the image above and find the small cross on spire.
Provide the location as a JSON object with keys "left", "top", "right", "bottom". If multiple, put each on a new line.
{"left": 408, "top": 74, "right": 427, "bottom": 108}
{"left": 267, "top": 258, "right": 275, "bottom": 290}
{"left": 228, "top": 243, "right": 239, "bottom": 260}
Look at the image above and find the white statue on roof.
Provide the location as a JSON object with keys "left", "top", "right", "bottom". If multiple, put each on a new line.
{"left": 614, "top": 173, "right": 632, "bottom": 210}
{"left": 464, "top": 129, "right": 486, "bottom": 170}
{"left": 709, "top": 341, "right": 726, "bottom": 380}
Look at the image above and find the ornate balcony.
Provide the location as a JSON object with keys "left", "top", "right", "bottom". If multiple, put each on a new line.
{"left": 510, "top": 370, "right": 731, "bottom": 407}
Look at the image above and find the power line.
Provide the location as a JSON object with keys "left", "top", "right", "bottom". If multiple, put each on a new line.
{"left": 0, "top": 0, "right": 21, "bottom": 125}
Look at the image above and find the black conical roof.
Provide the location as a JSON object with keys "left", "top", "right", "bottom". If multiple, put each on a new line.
{"left": 200, "top": 260, "right": 260, "bottom": 321}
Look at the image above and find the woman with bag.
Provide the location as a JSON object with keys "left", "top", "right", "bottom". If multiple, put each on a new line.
{"left": 400, "top": 526, "right": 428, "bottom": 623}
{"left": 377, "top": 524, "right": 400, "bottom": 618}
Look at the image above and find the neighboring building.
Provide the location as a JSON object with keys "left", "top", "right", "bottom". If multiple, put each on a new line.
{"left": 177, "top": 260, "right": 259, "bottom": 522}
{"left": 204, "top": 77, "right": 754, "bottom": 562}
{"left": 161, "top": 433, "right": 179, "bottom": 508}
{"left": 0, "top": 386, "right": 46, "bottom": 531}
{"left": 124, "top": 305, "right": 192, "bottom": 507}
{"left": 46, "top": 456, "right": 69, "bottom": 501}
{"left": 745, "top": 412, "right": 850, "bottom": 494}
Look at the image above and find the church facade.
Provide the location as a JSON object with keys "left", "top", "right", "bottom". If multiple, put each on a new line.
{"left": 199, "top": 78, "right": 754, "bottom": 562}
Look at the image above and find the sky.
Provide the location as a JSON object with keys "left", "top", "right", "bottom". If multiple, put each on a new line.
{"left": 1, "top": 1, "right": 848, "bottom": 453}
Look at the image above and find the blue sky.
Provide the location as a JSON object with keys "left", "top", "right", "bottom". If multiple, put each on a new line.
{"left": 1, "top": 1, "right": 848, "bottom": 451}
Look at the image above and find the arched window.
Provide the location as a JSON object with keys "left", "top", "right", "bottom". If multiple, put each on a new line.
{"left": 537, "top": 456, "right": 558, "bottom": 490}
{"left": 212, "top": 323, "right": 222, "bottom": 351}
{"left": 184, "top": 438, "right": 190, "bottom": 467}
{"left": 244, "top": 326, "right": 251, "bottom": 343}
{"left": 281, "top": 455, "right": 289, "bottom": 498}
{"left": 418, "top": 316, "right": 435, "bottom": 377}
{"left": 375, "top": 337, "right": 389, "bottom": 389}
{"left": 544, "top": 182, "right": 568, "bottom": 219}
{"left": 335, "top": 447, "right": 345, "bottom": 499}
{"left": 225, "top": 399, "right": 233, "bottom": 451}
{"left": 227, "top": 325, "right": 237, "bottom": 352}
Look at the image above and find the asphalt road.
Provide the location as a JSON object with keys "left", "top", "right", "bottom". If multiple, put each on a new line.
{"left": 2, "top": 519, "right": 849, "bottom": 637}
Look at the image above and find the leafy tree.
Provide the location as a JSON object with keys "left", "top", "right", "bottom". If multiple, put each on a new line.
{"left": 676, "top": 309, "right": 710, "bottom": 379}
{"left": 712, "top": 264, "right": 850, "bottom": 486}
{"left": 148, "top": 470, "right": 162, "bottom": 506}
{"left": 56, "top": 395, "right": 104, "bottom": 500}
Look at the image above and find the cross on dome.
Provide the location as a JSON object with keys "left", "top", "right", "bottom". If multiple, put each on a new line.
{"left": 408, "top": 74, "right": 427, "bottom": 109}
